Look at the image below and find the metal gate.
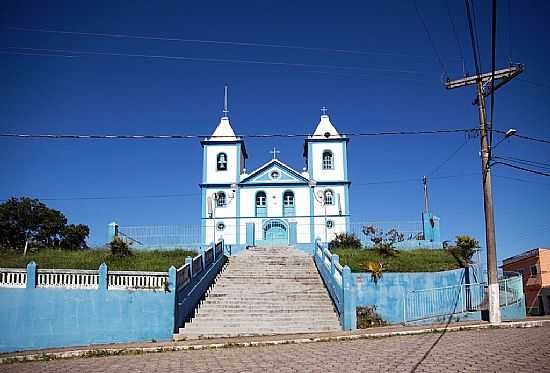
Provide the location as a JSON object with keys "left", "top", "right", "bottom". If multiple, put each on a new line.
{"left": 263, "top": 220, "right": 288, "bottom": 246}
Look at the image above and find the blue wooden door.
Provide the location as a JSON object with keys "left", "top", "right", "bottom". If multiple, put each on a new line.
{"left": 263, "top": 220, "right": 288, "bottom": 246}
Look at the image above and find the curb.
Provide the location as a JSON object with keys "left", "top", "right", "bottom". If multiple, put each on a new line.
{"left": 2, "top": 320, "right": 548, "bottom": 364}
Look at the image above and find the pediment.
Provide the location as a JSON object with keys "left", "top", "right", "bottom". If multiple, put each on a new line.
{"left": 241, "top": 160, "right": 309, "bottom": 184}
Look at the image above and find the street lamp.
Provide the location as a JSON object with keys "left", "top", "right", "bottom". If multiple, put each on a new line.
{"left": 309, "top": 179, "right": 328, "bottom": 244}
{"left": 491, "top": 128, "right": 517, "bottom": 150}
{"left": 208, "top": 183, "right": 237, "bottom": 245}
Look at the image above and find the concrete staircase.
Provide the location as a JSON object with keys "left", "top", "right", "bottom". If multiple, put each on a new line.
{"left": 174, "top": 246, "right": 341, "bottom": 340}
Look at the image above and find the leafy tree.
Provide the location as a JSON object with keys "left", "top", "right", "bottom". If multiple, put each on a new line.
{"left": 447, "top": 235, "right": 479, "bottom": 268}
{"left": 60, "top": 224, "right": 90, "bottom": 250}
{"left": 328, "top": 232, "right": 362, "bottom": 250}
{"left": 0, "top": 197, "right": 88, "bottom": 252}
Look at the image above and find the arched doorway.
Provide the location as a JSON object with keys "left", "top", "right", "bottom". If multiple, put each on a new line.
{"left": 263, "top": 219, "right": 288, "bottom": 246}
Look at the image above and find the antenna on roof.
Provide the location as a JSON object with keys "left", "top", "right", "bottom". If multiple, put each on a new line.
{"left": 422, "top": 176, "right": 429, "bottom": 213}
{"left": 222, "top": 85, "right": 229, "bottom": 118}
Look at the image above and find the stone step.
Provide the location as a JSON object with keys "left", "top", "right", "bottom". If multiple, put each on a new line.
{"left": 173, "top": 245, "right": 341, "bottom": 340}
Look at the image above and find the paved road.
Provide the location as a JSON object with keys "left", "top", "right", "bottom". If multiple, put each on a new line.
{"left": 2, "top": 326, "right": 549, "bottom": 372}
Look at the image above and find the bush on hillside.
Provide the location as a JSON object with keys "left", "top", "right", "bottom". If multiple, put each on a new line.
{"left": 328, "top": 233, "right": 362, "bottom": 250}
{"left": 110, "top": 237, "right": 132, "bottom": 257}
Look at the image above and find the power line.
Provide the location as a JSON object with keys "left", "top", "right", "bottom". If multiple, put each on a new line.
{"left": 354, "top": 173, "right": 478, "bottom": 187}
{"left": 507, "top": 0, "right": 513, "bottom": 63}
{"left": 413, "top": 0, "right": 449, "bottom": 78}
{"left": 518, "top": 78, "right": 550, "bottom": 90}
{"left": 445, "top": 0, "right": 466, "bottom": 74}
{"left": 0, "top": 193, "right": 202, "bottom": 202}
{"left": 1, "top": 173, "right": 481, "bottom": 202}
{"left": 494, "top": 131, "right": 550, "bottom": 145}
{"left": 492, "top": 161, "right": 550, "bottom": 177}
{"left": 428, "top": 139, "right": 470, "bottom": 176}
{"left": 6, "top": 26, "right": 460, "bottom": 61}
{"left": 0, "top": 128, "right": 475, "bottom": 141}
{"left": 488, "top": 0, "right": 497, "bottom": 159}
{"left": 493, "top": 174, "right": 550, "bottom": 187}
{"left": 493, "top": 156, "right": 550, "bottom": 170}
{"left": 5, "top": 47, "right": 428, "bottom": 76}
{"left": 464, "top": 0, "right": 481, "bottom": 77}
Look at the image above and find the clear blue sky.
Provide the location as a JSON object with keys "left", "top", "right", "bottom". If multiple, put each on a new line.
{"left": 1, "top": 0, "right": 548, "bottom": 264}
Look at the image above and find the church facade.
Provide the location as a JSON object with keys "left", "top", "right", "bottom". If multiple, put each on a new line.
{"left": 200, "top": 111, "right": 350, "bottom": 251}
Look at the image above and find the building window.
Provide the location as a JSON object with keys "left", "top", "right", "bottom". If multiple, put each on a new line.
{"left": 216, "top": 191, "right": 226, "bottom": 207}
{"left": 216, "top": 222, "right": 225, "bottom": 231}
{"left": 324, "top": 189, "right": 334, "bottom": 205}
{"left": 283, "top": 191, "right": 295, "bottom": 207}
{"left": 322, "top": 150, "right": 334, "bottom": 170}
{"left": 256, "top": 191, "right": 267, "bottom": 217}
{"left": 270, "top": 170, "right": 280, "bottom": 179}
{"left": 217, "top": 153, "right": 227, "bottom": 171}
{"left": 283, "top": 190, "right": 295, "bottom": 217}
{"left": 326, "top": 220, "right": 334, "bottom": 229}
{"left": 530, "top": 264, "right": 538, "bottom": 277}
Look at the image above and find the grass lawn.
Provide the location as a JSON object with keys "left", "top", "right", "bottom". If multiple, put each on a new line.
{"left": 332, "top": 248, "right": 461, "bottom": 272}
{"left": 0, "top": 248, "right": 197, "bottom": 272}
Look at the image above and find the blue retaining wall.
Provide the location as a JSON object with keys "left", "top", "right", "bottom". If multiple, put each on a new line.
{"left": 353, "top": 268, "right": 466, "bottom": 324}
{"left": 0, "top": 284, "right": 175, "bottom": 353}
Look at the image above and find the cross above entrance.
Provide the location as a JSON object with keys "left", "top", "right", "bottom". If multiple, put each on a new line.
{"left": 321, "top": 106, "right": 328, "bottom": 115}
{"left": 269, "top": 147, "right": 280, "bottom": 160}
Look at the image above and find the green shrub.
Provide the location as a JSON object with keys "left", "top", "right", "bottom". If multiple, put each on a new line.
{"left": 357, "top": 305, "right": 387, "bottom": 328}
{"left": 109, "top": 237, "right": 132, "bottom": 257}
{"left": 328, "top": 233, "right": 362, "bottom": 250}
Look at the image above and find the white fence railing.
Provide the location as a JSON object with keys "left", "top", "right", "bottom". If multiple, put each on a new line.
{"left": 37, "top": 269, "right": 99, "bottom": 289}
{"left": 0, "top": 266, "right": 169, "bottom": 291}
{"left": 108, "top": 271, "right": 168, "bottom": 291}
{"left": 0, "top": 268, "right": 27, "bottom": 288}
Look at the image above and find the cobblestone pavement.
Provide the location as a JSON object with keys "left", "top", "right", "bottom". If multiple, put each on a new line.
{"left": 2, "top": 326, "right": 549, "bottom": 372}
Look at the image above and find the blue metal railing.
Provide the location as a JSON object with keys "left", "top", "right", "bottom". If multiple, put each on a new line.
{"left": 403, "top": 273, "right": 524, "bottom": 323}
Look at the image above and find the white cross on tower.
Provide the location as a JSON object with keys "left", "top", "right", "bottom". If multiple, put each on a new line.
{"left": 321, "top": 106, "right": 328, "bottom": 115}
{"left": 269, "top": 147, "right": 280, "bottom": 160}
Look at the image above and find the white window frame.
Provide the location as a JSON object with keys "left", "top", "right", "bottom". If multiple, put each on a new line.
{"left": 322, "top": 150, "right": 334, "bottom": 170}
{"left": 324, "top": 189, "right": 334, "bottom": 205}
{"left": 216, "top": 191, "right": 226, "bottom": 207}
{"left": 283, "top": 191, "right": 295, "bottom": 207}
{"left": 256, "top": 192, "right": 266, "bottom": 207}
{"left": 217, "top": 153, "right": 228, "bottom": 171}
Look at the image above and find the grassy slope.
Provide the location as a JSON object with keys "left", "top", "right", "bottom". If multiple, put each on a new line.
{"left": 0, "top": 249, "right": 197, "bottom": 272}
{"left": 332, "top": 248, "right": 460, "bottom": 272}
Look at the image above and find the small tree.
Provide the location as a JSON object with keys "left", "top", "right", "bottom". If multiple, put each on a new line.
{"left": 328, "top": 233, "right": 362, "bottom": 250}
{"left": 448, "top": 235, "right": 479, "bottom": 268}
{"left": 362, "top": 260, "right": 385, "bottom": 284}
{"left": 362, "top": 226, "right": 401, "bottom": 257}
{"left": 110, "top": 237, "right": 132, "bottom": 257}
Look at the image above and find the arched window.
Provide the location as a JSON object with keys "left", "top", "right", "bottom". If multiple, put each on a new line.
{"left": 217, "top": 153, "right": 227, "bottom": 171}
{"left": 283, "top": 190, "right": 295, "bottom": 217}
{"left": 216, "top": 191, "right": 226, "bottom": 207}
{"left": 324, "top": 189, "right": 334, "bottom": 205}
{"left": 322, "top": 150, "right": 334, "bottom": 170}
{"left": 255, "top": 191, "right": 267, "bottom": 217}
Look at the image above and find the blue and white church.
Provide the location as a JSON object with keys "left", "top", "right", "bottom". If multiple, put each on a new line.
{"left": 200, "top": 108, "right": 350, "bottom": 251}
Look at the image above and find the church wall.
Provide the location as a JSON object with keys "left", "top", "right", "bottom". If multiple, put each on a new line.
{"left": 204, "top": 144, "right": 239, "bottom": 184}
{"left": 203, "top": 187, "right": 238, "bottom": 244}
{"left": 310, "top": 142, "right": 346, "bottom": 181}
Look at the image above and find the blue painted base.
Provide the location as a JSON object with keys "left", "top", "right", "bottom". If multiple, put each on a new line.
{"left": 0, "top": 287, "right": 174, "bottom": 353}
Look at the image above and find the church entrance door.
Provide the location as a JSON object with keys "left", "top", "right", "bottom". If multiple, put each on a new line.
{"left": 263, "top": 220, "right": 288, "bottom": 246}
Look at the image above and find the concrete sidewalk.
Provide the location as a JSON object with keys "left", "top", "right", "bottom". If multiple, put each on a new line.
{"left": 2, "top": 318, "right": 549, "bottom": 364}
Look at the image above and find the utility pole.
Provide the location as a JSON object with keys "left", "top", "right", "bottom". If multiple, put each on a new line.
{"left": 445, "top": 64, "right": 523, "bottom": 324}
